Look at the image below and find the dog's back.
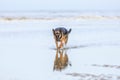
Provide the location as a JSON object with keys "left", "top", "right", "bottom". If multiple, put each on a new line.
{"left": 54, "top": 27, "right": 68, "bottom": 35}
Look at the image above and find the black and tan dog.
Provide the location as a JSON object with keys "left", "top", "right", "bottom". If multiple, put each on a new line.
{"left": 52, "top": 27, "right": 71, "bottom": 49}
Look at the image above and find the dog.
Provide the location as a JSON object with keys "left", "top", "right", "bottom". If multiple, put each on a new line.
{"left": 52, "top": 27, "right": 71, "bottom": 49}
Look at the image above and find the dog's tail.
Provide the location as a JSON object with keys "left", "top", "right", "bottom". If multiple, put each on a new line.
{"left": 68, "top": 28, "right": 72, "bottom": 34}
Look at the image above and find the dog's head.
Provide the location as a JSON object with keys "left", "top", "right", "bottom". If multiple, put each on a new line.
{"left": 52, "top": 29, "right": 62, "bottom": 41}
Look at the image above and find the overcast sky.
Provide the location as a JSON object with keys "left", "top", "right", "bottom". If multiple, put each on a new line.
{"left": 0, "top": 0, "right": 120, "bottom": 11}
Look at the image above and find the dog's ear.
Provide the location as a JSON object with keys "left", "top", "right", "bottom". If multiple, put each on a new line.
{"left": 68, "top": 28, "right": 72, "bottom": 34}
{"left": 52, "top": 29, "right": 55, "bottom": 35}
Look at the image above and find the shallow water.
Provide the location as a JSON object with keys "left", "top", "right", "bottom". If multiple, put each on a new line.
{"left": 0, "top": 13, "right": 120, "bottom": 80}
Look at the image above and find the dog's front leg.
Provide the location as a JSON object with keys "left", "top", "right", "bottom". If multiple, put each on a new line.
{"left": 59, "top": 41, "right": 63, "bottom": 49}
{"left": 55, "top": 40, "right": 59, "bottom": 49}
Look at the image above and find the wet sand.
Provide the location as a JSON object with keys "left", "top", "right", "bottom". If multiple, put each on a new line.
{"left": 0, "top": 12, "right": 120, "bottom": 80}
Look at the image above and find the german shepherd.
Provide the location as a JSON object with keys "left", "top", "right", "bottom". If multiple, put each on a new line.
{"left": 52, "top": 27, "right": 71, "bottom": 49}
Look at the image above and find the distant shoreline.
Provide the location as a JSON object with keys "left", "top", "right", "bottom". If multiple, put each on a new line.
{"left": 0, "top": 11, "right": 120, "bottom": 21}
{"left": 0, "top": 15, "right": 120, "bottom": 21}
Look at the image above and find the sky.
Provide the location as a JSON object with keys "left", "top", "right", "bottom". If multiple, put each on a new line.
{"left": 0, "top": 0, "right": 120, "bottom": 11}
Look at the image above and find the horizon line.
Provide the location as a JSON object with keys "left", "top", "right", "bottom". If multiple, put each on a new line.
{"left": 0, "top": 10, "right": 120, "bottom": 12}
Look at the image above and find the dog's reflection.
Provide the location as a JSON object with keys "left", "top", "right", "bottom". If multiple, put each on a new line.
{"left": 53, "top": 49, "right": 71, "bottom": 71}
